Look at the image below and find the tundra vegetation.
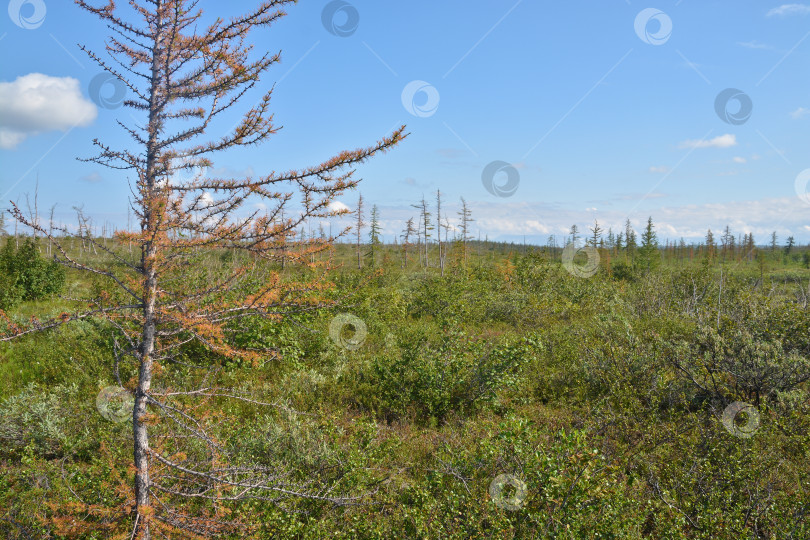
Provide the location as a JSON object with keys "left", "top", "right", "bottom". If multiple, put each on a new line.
{"left": 1, "top": 224, "right": 808, "bottom": 538}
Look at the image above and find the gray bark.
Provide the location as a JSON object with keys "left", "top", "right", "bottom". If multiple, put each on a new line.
{"left": 133, "top": 5, "right": 164, "bottom": 537}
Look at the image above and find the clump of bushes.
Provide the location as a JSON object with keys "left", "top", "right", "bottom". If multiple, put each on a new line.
{"left": 0, "top": 382, "right": 80, "bottom": 458}
{"left": 344, "top": 331, "right": 536, "bottom": 424}
{"left": 0, "top": 237, "right": 66, "bottom": 310}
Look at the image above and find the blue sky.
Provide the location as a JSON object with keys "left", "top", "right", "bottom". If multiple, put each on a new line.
{"left": 1, "top": 0, "right": 809, "bottom": 244}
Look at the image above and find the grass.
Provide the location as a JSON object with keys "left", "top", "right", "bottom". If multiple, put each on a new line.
{"left": 1, "top": 238, "right": 808, "bottom": 538}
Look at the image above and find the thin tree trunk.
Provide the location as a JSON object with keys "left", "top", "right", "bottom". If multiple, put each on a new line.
{"left": 134, "top": 262, "right": 156, "bottom": 539}
{"left": 133, "top": 10, "right": 164, "bottom": 535}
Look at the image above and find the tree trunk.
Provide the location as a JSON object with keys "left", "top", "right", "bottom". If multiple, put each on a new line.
{"left": 134, "top": 191, "right": 158, "bottom": 539}
{"left": 134, "top": 266, "right": 156, "bottom": 539}
{"left": 133, "top": 6, "right": 164, "bottom": 535}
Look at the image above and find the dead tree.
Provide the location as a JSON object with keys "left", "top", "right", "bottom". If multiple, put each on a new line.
{"left": 48, "top": 204, "right": 56, "bottom": 256}
{"left": 411, "top": 196, "right": 432, "bottom": 270}
{"left": 457, "top": 197, "right": 474, "bottom": 266}
{"left": 355, "top": 193, "right": 365, "bottom": 270}
{"left": 435, "top": 190, "right": 443, "bottom": 275}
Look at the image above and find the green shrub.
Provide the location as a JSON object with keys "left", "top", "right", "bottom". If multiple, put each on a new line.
{"left": 0, "top": 383, "right": 81, "bottom": 458}
{"left": 346, "top": 332, "right": 534, "bottom": 424}
{"left": 0, "top": 239, "right": 23, "bottom": 310}
{"left": 0, "top": 270, "right": 23, "bottom": 310}
{"left": 612, "top": 260, "right": 636, "bottom": 281}
{"left": 0, "top": 237, "right": 65, "bottom": 306}
{"left": 667, "top": 325, "right": 810, "bottom": 406}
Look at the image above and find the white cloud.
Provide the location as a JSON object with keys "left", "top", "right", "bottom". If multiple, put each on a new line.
{"left": 470, "top": 197, "right": 810, "bottom": 242}
{"left": 679, "top": 134, "right": 737, "bottom": 149}
{"left": 767, "top": 4, "right": 810, "bottom": 16}
{"left": 328, "top": 201, "right": 351, "bottom": 213}
{"left": 791, "top": 107, "right": 810, "bottom": 119}
{"left": 737, "top": 40, "right": 776, "bottom": 50}
{"left": 209, "top": 165, "right": 255, "bottom": 178}
{"left": 524, "top": 220, "right": 551, "bottom": 234}
{"left": 649, "top": 166, "right": 671, "bottom": 174}
{"left": 477, "top": 217, "right": 552, "bottom": 236}
{"left": 79, "top": 172, "right": 103, "bottom": 183}
{"left": 0, "top": 131, "right": 27, "bottom": 148}
{"left": 614, "top": 193, "right": 667, "bottom": 201}
{"left": 733, "top": 156, "right": 747, "bottom": 164}
{"left": 653, "top": 198, "right": 808, "bottom": 240}
{"left": 170, "top": 156, "right": 208, "bottom": 184}
{"left": 198, "top": 192, "right": 214, "bottom": 207}
{"left": 0, "top": 73, "right": 97, "bottom": 149}
{"left": 190, "top": 192, "right": 217, "bottom": 227}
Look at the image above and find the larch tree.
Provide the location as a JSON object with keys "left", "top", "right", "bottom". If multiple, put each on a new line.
{"left": 400, "top": 217, "right": 416, "bottom": 269}
{"left": 588, "top": 219, "right": 603, "bottom": 248}
{"left": 367, "top": 204, "right": 381, "bottom": 267}
{"left": 743, "top": 232, "right": 755, "bottom": 262}
{"left": 355, "top": 193, "right": 365, "bottom": 270}
{"left": 569, "top": 224, "right": 579, "bottom": 247}
{"left": 457, "top": 197, "right": 474, "bottom": 266}
{"left": 638, "top": 216, "right": 659, "bottom": 270}
{"left": 678, "top": 237, "right": 687, "bottom": 263}
{"left": 720, "top": 225, "right": 734, "bottom": 262}
{"left": 440, "top": 215, "right": 452, "bottom": 276}
{"left": 705, "top": 228, "right": 715, "bottom": 251}
{"left": 784, "top": 236, "right": 796, "bottom": 256}
{"left": 435, "top": 190, "right": 444, "bottom": 275}
{"left": 2, "top": 0, "right": 405, "bottom": 538}
{"left": 624, "top": 219, "right": 637, "bottom": 262}
{"left": 411, "top": 196, "right": 432, "bottom": 269}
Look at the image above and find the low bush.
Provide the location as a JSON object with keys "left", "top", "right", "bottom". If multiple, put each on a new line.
{"left": 0, "top": 238, "right": 65, "bottom": 309}
{"left": 0, "top": 383, "right": 81, "bottom": 458}
{"left": 344, "top": 331, "right": 536, "bottom": 424}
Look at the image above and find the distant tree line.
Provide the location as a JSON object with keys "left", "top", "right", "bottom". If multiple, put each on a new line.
{"left": 344, "top": 200, "right": 809, "bottom": 272}
{"left": 2, "top": 203, "right": 808, "bottom": 275}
